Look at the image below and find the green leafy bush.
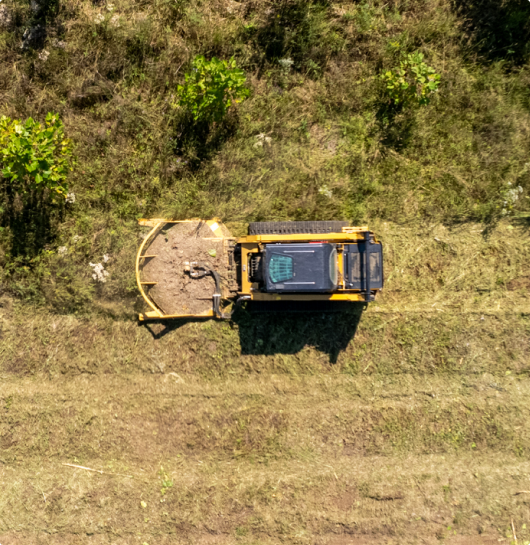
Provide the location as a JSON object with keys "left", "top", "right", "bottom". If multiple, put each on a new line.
{"left": 0, "top": 113, "right": 74, "bottom": 198}
{"left": 0, "top": 113, "right": 75, "bottom": 258}
{"left": 176, "top": 56, "right": 250, "bottom": 123}
{"left": 381, "top": 52, "right": 441, "bottom": 106}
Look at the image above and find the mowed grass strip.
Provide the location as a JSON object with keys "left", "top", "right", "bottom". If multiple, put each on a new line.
{"left": 1, "top": 374, "right": 529, "bottom": 463}
{"left": 0, "top": 222, "right": 528, "bottom": 543}
{"left": 1, "top": 220, "right": 528, "bottom": 376}
{"left": 1, "top": 305, "right": 527, "bottom": 376}
{"left": 2, "top": 452, "right": 530, "bottom": 544}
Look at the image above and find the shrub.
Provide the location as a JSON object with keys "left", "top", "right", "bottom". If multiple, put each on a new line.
{"left": 0, "top": 113, "right": 74, "bottom": 257}
{"left": 381, "top": 52, "right": 440, "bottom": 106}
{"left": 0, "top": 113, "right": 74, "bottom": 199}
{"left": 175, "top": 55, "right": 250, "bottom": 123}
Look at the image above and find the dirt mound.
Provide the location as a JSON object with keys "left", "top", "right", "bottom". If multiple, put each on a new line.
{"left": 141, "top": 221, "right": 228, "bottom": 315}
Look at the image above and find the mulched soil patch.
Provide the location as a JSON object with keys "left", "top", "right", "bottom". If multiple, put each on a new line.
{"left": 140, "top": 221, "right": 228, "bottom": 315}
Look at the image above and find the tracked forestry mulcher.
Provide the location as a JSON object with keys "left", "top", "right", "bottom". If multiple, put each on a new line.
{"left": 136, "top": 219, "right": 383, "bottom": 320}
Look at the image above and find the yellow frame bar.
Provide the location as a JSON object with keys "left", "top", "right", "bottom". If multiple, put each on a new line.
{"left": 136, "top": 221, "right": 165, "bottom": 318}
{"left": 250, "top": 292, "right": 367, "bottom": 302}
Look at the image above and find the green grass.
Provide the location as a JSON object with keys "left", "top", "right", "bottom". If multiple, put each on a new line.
{"left": 1, "top": 1, "right": 530, "bottom": 543}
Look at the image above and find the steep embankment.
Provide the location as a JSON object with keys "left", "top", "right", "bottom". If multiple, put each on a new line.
{"left": 0, "top": 0, "right": 529, "bottom": 310}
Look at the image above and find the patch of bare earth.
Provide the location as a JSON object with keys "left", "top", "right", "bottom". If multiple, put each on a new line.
{"left": 141, "top": 221, "right": 228, "bottom": 315}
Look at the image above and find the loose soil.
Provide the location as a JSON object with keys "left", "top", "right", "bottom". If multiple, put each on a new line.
{"left": 140, "top": 221, "right": 229, "bottom": 315}
{"left": 507, "top": 275, "right": 530, "bottom": 291}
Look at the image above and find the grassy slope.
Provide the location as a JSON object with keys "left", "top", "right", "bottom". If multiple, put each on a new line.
{"left": 0, "top": 0, "right": 529, "bottom": 307}
{"left": 1, "top": 0, "right": 530, "bottom": 543}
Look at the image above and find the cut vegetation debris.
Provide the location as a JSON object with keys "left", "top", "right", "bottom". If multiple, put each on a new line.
{"left": 140, "top": 221, "right": 230, "bottom": 316}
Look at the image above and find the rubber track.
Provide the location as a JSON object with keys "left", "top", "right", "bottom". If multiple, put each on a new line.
{"left": 248, "top": 221, "right": 349, "bottom": 235}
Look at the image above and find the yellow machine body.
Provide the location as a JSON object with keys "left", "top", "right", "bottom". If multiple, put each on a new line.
{"left": 136, "top": 219, "right": 382, "bottom": 321}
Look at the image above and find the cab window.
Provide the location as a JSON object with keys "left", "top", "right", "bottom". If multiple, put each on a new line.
{"left": 269, "top": 254, "right": 294, "bottom": 283}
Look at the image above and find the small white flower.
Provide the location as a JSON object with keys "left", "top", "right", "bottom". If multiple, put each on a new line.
{"left": 38, "top": 49, "right": 50, "bottom": 62}
{"left": 94, "top": 13, "right": 105, "bottom": 24}
{"left": 89, "top": 261, "right": 110, "bottom": 283}
{"left": 73, "top": 235, "right": 80, "bottom": 242}
{"left": 278, "top": 58, "right": 294, "bottom": 71}
{"left": 505, "top": 187, "right": 520, "bottom": 204}
{"left": 53, "top": 39, "right": 66, "bottom": 50}
{"left": 110, "top": 14, "right": 120, "bottom": 27}
{"left": 319, "top": 185, "right": 333, "bottom": 198}
{"left": 65, "top": 192, "right": 75, "bottom": 204}
{"left": 253, "top": 133, "right": 272, "bottom": 148}
{"left": 58, "top": 246, "right": 67, "bottom": 255}
{"left": 107, "top": 3, "right": 115, "bottom": 11}
{"left": 103, "top": 254, "right": 110, "bottom": 263}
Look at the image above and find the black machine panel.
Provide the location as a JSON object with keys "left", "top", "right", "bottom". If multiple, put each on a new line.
{"left": 344, "top": 239, "right": 383, "bottom": 290}
{"left": 264, "top": 243, "right": 338, "bottom": 293}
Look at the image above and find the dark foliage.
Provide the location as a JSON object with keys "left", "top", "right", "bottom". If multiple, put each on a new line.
{"left": 21, "top": 0, "right": 60, "bottom": 50}
{"left": 172, "top": 111, "right": 239, "bottom": 170}
{"left": 242, "top": 0, "right": 337, "bottom": 75}
{"left": 0, "top": 184, "right": 64, "bottom": 258}
{"left": 452, "top": 0, "right": 530, "bottom": 65}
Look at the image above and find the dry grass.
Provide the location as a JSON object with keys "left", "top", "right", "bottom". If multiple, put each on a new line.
{"left": 0, "top": 220, "right": 529, "bottom": 543}
{"left": 2, "top": 374, "right": 530, "bottom": 543}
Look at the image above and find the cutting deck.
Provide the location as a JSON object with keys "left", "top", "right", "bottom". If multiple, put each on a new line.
{"left": 137, "top": 220, "right": 234, "bottom": 319}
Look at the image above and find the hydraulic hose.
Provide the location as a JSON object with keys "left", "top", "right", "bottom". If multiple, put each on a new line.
{"left": 187, "top": 262, "right": 246, "bottom": 319}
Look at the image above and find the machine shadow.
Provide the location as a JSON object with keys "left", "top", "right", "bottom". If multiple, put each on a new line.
{"left": 140, "top": 318, "right": 203, "bottom": 340}
{"left": 140, "top": 303, "right": 367, "bottom": 364}
{"left": 233, "top": 303, "right": 367, "bottom": 364}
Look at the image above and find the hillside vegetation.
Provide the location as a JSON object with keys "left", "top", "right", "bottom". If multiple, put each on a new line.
{"left": 0, "top": 0, "right": 529, "bottom": 308}
{"left": 1, "top": 1, "right": 530, "bottom": 544}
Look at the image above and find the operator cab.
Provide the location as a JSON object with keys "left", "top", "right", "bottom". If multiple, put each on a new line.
{"left": 251, "top": 243, "right": 338, "bottom": 293}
